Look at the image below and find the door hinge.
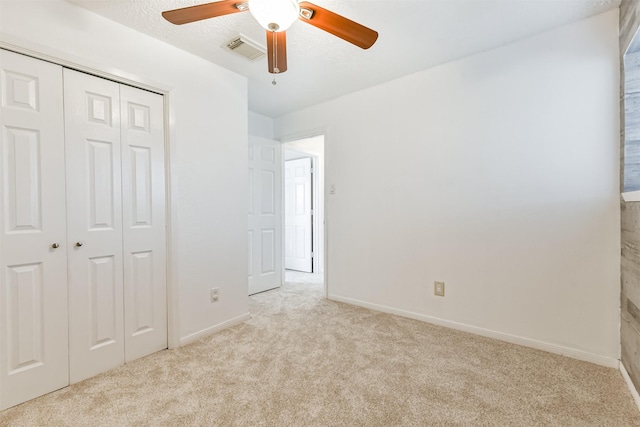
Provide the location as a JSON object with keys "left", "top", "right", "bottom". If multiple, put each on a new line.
{"left": 310, "top": 167, "right": 314, "bottom": 173}
{"left": 311, "top": 209, "right": 314, "bottom": 216}
{"left": 311, "top": 252, "right": 314, "bottom": 258}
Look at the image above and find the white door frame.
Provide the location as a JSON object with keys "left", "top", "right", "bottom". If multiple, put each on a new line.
{"left": 0, "top": 36, "right": 180, "bottom": 349}
{"left": 279, "top": 132, "right": 327, "bottom": 298}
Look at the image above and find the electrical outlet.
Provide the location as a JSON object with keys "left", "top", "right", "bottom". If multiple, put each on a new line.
{"left": 210, "top": 288, "right": 219, "bottom": 303}
{"left": 434, "top": 281, "right": 445, "bottom": 297}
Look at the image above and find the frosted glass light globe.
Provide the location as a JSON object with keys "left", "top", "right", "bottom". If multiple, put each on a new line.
{"left": 249, "top": 0, "right": 300, "bottom": 32}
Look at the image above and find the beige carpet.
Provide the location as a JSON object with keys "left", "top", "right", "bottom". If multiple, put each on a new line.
{"left": 1, "top": 276, "right": 639, "bottom": 426}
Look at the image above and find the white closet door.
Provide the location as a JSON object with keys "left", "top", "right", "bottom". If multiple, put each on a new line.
{"left": 248, "top": 136, "right": 282, "bottom": 295}
{"left": 0, "top": 50, "right": 68, "bottom": 410}
{"left": 120, "top": 84, "right": 167, "bottom": 362}
{"left": 64, "top": 69, "right": 125, "bottom": 384}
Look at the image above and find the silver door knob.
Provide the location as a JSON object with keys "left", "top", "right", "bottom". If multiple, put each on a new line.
{"left": 75, "top": 242, "right": 83, "bottom": 247}
{"left": 51, "top": 243, "right": 59, "bottom": 249}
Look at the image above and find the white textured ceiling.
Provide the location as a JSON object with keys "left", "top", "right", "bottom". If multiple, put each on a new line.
{"left": 68, "top": 0, "right": 620, "bottom": 118}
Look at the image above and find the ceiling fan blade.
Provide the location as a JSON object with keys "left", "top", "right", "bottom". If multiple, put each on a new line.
{"left": 298, "top": 2, "right": 378, "bottom": 49}
{"left": 162, "top": 0, "right": 246, "bottom": 25}
{"left": 266, "top": 30, "right": 288, "bottom": 74}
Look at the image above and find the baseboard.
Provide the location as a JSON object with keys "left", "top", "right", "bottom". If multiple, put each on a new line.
{"left": 620, "top": 362, "right": 640, "bottom": 412}
{"left": 179, "top": 312, "right": 251, "bottom": 346}
{"left": 328, "top": 294, "right": 619, "bottom": 368}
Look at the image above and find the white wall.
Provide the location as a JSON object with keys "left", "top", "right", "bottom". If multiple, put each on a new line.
{"left": 0, "top": 1, "right": 250, "bottom": 344}
{"left": 249, "top": 110, "right": 274, "bottom": 139}
{"left": 275, "top": 11, "right": 621, "bottom": 363}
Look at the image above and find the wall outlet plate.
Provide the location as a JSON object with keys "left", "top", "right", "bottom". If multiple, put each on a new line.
{"left": 210, "top": 288, "right": 219, "bottom": 302}
{"left": 434, "top": 281, "right": 445, "bottom": 297}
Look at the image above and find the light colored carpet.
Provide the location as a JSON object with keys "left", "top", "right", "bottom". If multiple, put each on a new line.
{"left": 1, "top": 276, "right": 639, "bottom": 426}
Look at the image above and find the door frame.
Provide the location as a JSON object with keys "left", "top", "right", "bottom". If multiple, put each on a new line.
{"left": 0, "top": 35, "right": 180, "bottom": 349}
{"left": 279, "top": 132, "right": 327, "bottom": 297}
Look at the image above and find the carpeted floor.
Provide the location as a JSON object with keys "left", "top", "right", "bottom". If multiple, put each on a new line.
{"left": 1, "top": 273, "right": 639, "bottom": 426}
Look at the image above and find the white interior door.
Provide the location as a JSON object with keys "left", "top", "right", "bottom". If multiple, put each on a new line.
{"left": 0, "top": 49, "right": 69, "bottom": 410}
{"left": 64, "top": 69, "right": 125, "bottom": 384}
{"left": 120, "top": 84, "right": 167, "bottom": 362}
{"left": 285, "top": 157, "right": 312, "bottom": 272}
{"left": 248, "top": 136, "right": 282, "bottom": 295}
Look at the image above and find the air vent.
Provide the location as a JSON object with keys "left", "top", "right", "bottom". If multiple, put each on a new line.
{"left": 225, "top": 35, "right": 266, "bottom": 60}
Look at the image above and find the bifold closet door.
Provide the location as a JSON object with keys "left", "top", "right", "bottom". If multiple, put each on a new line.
{"left": 64, "top": 69, "right": 125, "bottom": 384}
{"left": 0, "top": 52, "right": 167, "bottom": 407}
{"left": 120, "top": 84, "right": 167, "bottom": 362}
{"left": 0, "top": 50, "right": 69, "bottom": 410}
{"left": 65, "top": 70, "right": 167, "bottom": 382}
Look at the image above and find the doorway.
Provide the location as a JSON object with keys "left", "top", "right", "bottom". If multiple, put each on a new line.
{"left": 282, "top": 136, "right": 325, "bottom": 289}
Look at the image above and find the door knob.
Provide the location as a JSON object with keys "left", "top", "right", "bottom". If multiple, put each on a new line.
{"left": 75, "top": 242, "right": 83, "bottom": 247}
{"left": 51, "top": 243, "right": 59, "bottom": 249}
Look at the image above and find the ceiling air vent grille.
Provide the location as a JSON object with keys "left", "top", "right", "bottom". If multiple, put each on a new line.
{"left": 225, "top": 35, "right": 266, "bottom": 60}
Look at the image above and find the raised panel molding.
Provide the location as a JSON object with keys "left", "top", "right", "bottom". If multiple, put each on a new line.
{"left": 87, "top": 139, "right": 115, "bottom": 230}
{"left": 6, "top": 263, "right": 44, "bottom": 374}
{"left": 295, "top": 183, "right": 305, "bottom": 215}
{"left": 131, "top": 251, "right": 154, "bottom": 336}
{"left": 130, "top": 146, "right": 152, "bottom": 227}
{"left": 127, "top": 103, "right": 150, "bottom": 133}
{"left": 261, "top": 146, "right": 275, "bottom": 163}
{"left": 89, "top": 256, "right": 117, "bottom": 350}
{"left": 86, "top": 92, "right": 112, "bottom": 126}
{"left": 295, "top": 226, "right": 306, "bottom": 259}
{"left": 2, "top": 70, "right": 38, "bottom": 111}
{"left": 260, "top": 170, "right": 275, "bottom": 215}
{"left": 260, "top": 229, "right": 275, "bottom": 275}
{"left": 285, "top": 225, "right": 293, "bottom": 256}
{"left": 3, "top": 126, "right": 41, "bottom": 233}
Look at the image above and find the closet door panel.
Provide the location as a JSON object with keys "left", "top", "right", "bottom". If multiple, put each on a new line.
{"left": 120, "top": 85, "right": 167, "bottom": 362}
{"left": 0, "top": 50, "right": 68, "bottom": 410}
{"left": 64, "top": 69, "right": 124, "bottom": 384}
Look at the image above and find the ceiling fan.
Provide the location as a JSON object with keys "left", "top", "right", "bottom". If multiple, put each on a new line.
{"left": 162, "top": 0, "right": 378, "bottom": 75}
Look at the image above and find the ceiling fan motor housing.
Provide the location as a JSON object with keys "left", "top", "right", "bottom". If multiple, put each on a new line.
{"left": 248, "top": 0, "right": 300, "bottom": 32}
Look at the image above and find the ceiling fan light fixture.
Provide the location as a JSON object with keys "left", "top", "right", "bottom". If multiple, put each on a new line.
{"left": 161, "top": 0, "right": 378, "bottom": 75}
{"left": 248, "top": 0, "right": 300, "bottom": 32}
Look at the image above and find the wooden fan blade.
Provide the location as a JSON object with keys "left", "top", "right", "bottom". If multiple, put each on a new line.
{"left": 162, "top": 0, "right": 245, "bottom": 25}
{"left": 266, "top": 30, "right": 288, "bottom": 74}
{"left": 298, "top": 2, "right": 378, "bottom": 49}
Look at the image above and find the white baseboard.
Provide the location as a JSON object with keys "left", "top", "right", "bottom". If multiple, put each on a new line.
{"left": 620, "top": 362, "right": 640, "bottom": 412}
{"left": 179, "top": 312, "right": 251, "bottom": 346}
{"left": 328, "top": 294, "right": 619, "bottom": 368}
